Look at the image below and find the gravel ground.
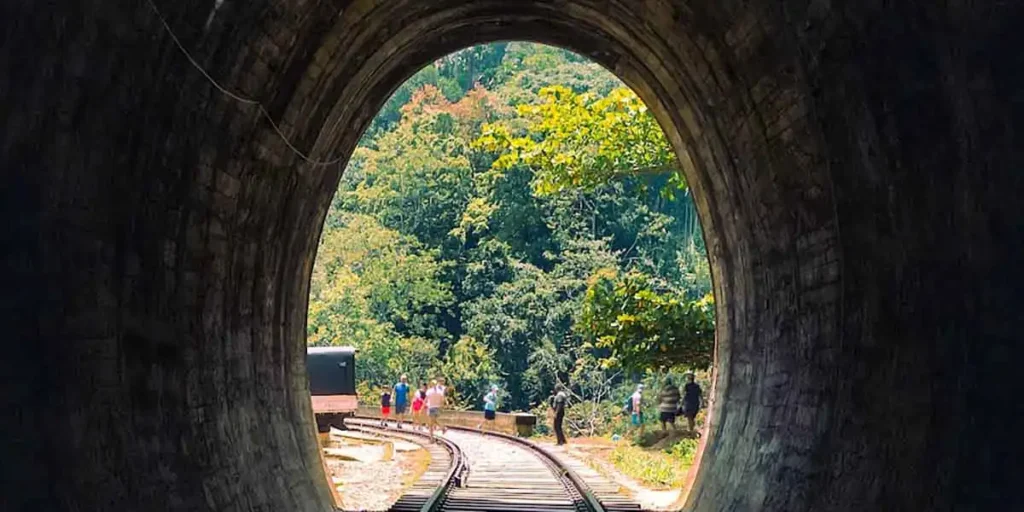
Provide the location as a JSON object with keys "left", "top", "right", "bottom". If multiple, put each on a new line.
{"left": 322, "top": 436, "right": 429, "bottom": 511}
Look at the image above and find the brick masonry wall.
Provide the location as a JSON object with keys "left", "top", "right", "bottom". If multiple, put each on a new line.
{"left": 0, "top": 1, "right": 1022, "bottom": 511}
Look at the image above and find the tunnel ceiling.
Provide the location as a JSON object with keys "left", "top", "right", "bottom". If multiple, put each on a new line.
{"left": 2, "top": 0, "right": 1023, "bottom": 511}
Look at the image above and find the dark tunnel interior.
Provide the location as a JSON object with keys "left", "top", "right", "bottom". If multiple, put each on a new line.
{"left": 2, "top": 1, "right": 1023, "bottom": 510}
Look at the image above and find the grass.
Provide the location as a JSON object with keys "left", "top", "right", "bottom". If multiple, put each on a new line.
{"left": 530, "top": 416, "right": 705, "bottom": 492}
{"left": 608, "top": 445, "right": 680, "bottom": 489}
{"left": 603, "top": 435, "right": 699, "bottom": 489}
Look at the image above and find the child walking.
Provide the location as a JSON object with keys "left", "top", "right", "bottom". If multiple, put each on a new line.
{"left": 411, "top": 384, "right": 426, "bottom": 430}
{"left": 380, "top": 387, "right": 392, "bottom": 427}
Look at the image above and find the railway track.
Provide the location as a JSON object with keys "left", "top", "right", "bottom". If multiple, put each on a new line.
{"left": 345, "top": 419, "right": 467, "bottom": 511}
{"left": 346, "top": 417, "right": 639, "bottom": 512}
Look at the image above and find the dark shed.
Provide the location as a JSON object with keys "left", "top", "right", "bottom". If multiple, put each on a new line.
{"left": 306, "top": 346, "right": 356, "bottom": 396}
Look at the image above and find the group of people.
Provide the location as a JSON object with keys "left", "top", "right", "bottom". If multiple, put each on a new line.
{"left": 547, "top": 373, "right": 702, "bottom": 447}
{"left": 624, "top": 372, "right": 702, "bottom": 436}
{"left": 379, "top": 374, "right": 450, "bottom": 441}
{"left": 378, "top": 375, "right": 503, "bottom": 440}
{"left": 378, "top": 372, "right": 702, "bottom": 445}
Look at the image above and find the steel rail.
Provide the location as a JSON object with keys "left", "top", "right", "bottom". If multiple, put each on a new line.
{"left": 346, "top": 417, "right": 467, "bottom": 512}
{"left": 347, "top": 416, "right": 605, "bottom": 512}
{"left": 443, "top": 424, "right": 606, "bottom": 512}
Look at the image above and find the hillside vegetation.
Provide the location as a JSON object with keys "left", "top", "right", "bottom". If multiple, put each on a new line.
{"left": 307, "top": 43, "right": 714, "bottom": 418}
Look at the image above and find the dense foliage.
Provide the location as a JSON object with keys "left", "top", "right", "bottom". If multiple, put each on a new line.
{"left": 308, "top": 42, "right": 714, "bottom": 414}
{"left": 580, "top": 270, "right": 715, "bottom": 371}
{"left": 475, "top": 85, "right": 680, "bottom": 196}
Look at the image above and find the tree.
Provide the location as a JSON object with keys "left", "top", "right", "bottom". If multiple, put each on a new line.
{"left": 579, "top": 269, "right": 715, "bottom": 372}
{"left": 474, "top": 85, "right": 682, "bottom": 196}
{"left": 307, "top": 213, "right": 452, "bottom": 390}
{"left": 309, "top": 42, "right": 715, "bottom": 416}
{"left": 462, "top": 261, "right": 566, "bottom": 410}
{"left": 494, "top": 42, "right": 623, "bottom": 101}
{"left": 437, "top": 336, "right": 504, "bottom": 409}
{"left": 361, "top": 64, "right": 462, "bottom": 142}
{"left": 436, "top": 43, "right": 510, "bottom": 92}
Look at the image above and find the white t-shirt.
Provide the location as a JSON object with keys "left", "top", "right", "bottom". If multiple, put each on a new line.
{"left": 426, "top": 386, "right": 444, "bottom": 408}
{"left": 631, "top": 391, "right": 642, "bottom": 412}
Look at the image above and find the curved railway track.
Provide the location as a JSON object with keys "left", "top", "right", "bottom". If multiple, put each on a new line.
{"left": 345, "top": 418, "right": 633, "bottom": 512}
{"left": 345, "top": 419, "right": 467, "bottom": 511}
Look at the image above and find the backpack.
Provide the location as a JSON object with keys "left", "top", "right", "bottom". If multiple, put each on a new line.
{"left": 623, "top": 395, "right": 633, "bottom": 414}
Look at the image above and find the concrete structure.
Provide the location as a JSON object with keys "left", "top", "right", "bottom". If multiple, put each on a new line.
{"left": 355, "top": 406, "right": 533, "bottom": 436}
{"left": 1, "top": 1, "right": 1022, "bottom": 511}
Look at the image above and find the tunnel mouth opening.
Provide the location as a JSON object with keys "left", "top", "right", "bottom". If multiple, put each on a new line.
{"left": 304, "top": 40, "right": 719, "bottom": 509}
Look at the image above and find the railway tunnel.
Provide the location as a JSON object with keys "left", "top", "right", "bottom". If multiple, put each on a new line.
{"left": 2, "top": 1, "right": 1022, "bottom": 511}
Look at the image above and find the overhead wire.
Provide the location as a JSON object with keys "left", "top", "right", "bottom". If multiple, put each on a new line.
{"left": 145, "top": 0, "right": 348, "bottom": 167}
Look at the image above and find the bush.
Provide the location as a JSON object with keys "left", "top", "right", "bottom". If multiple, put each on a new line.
{"left": 603, "top": 435, "right": 699, "bottom": 489}
{"left": 565, "top": 399, "right": 622, "bottom": 437}
{"left": 610, "top": 369, "right": 712, "bottom": 434}
{"left": 608, "top": 444, "right": 684, "bottom": 489}
{"left": 666, "top": 437, "right": 699, "bottom": 465}
{"left": 529, "top": 403, "right": 552, "bottom": 435}
{"left": 531, "top": 397, "right": 626, "bottom": 438}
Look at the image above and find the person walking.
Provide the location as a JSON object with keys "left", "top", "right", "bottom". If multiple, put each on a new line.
{"left": 411, "top": 383, "right": 426, "bottom": 431}
{"left": 425, "top": 379, "right": 445, "bottom": 442}
{"left": 550, "top": 384, "right": 568, "bottom": 445}
{"left": 393, "top": 374, "right": 410, "bottom": 429}
{"left": 658, "top": 377, "right": 681, "bottom": 432}
{"left": 379, "top": 386, "right": 392, "bottom": 427}
{"left": 629, "top": 384, "right": 645, "bottom": 436}
{"left": 478, "top": 385, "right": 499, "bottom": 432}
{"left": 437, "top": 376, "right": 449, "bottom": 434}
{"left": 682, "top": 372, "right": 703, "bottom": 433}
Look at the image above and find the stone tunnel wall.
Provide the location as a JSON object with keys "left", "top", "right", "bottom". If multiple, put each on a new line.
{"left": 1, "top": 1, "right": 1022, "bottom": 511}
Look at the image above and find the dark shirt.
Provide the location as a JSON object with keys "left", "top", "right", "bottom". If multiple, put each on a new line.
{"left": 552, "top": 391, "right": 567, "bottom": 414}
{"left": 683, "top": 382, "right": 701, "bottom": 408}
{"left": 381, "top": 392, "right": 391, "bottom": 407}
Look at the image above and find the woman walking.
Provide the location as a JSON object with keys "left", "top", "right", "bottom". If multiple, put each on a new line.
{"left": 478, "top": 385, "right": 499, "bottom": 432}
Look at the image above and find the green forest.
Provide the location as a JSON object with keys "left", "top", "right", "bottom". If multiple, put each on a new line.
{"left": 307, "top": 43, "right": 714, "bottom": 428}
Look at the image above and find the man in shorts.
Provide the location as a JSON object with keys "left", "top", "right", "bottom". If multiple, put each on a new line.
{"left": 658, "top": 377, "right": 681, "bottom": 432}
{"left": 425, "top": 379, "right": 445, "bottom": 441}
{"left": 393, "top": 374, "right": 410, "bottom": 429}
{"left": 380, "top": 386, "right": 392, "bottom": 427}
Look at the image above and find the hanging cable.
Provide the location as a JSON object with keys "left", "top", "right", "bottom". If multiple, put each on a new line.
{"left": 145, "top": 0, "right": 348, "bottom": 167}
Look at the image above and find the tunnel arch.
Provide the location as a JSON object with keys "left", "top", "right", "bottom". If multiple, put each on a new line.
{"left": 2, "top": 1, "right": 1022, "bottom": 511}
{"left": 285, "top": 5, "right": 831, "bottom": 507}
